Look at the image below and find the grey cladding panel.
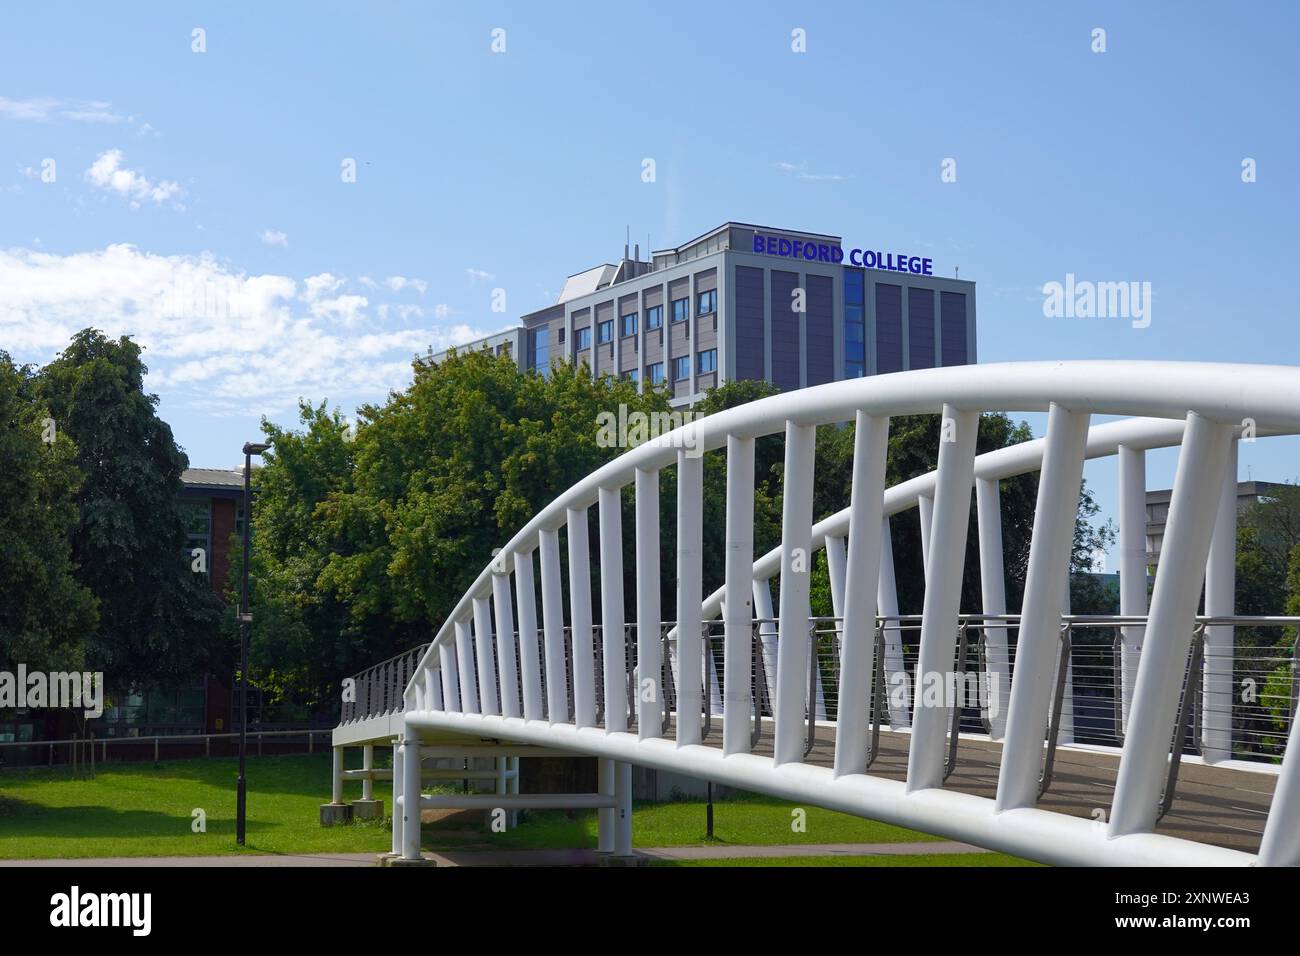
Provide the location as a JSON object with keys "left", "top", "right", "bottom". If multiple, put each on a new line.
{"left": 806, "top": 273, "right": 834, "bottom": 386}
{"left": 875, "top": 283, "right": 902, "bottom": 374}
{"left": 770, "top": 270, "right": 800, "bottom": 391}
{"left": 908, "top": 287, "right": 934, "bottom": 370}
{"left": 734, "top": 265, "right": 765, "bottom": 381}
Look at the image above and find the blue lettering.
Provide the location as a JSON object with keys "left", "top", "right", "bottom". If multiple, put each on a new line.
{"left": 753, "top": 235, "right": 766, "bottom": 254}
{"left": 849, "top": 248, "right": 862, "bottom": 266}
{"left": 863, "top": 250, "right": 877, "bottom": 268}
{"left": 831, "top": 246, "right": 844, "bottom": 263}
{"left": 778, "top": 237, "right": 793, "bottom": 257}
{"left": 907, "top": 256, "right": 922, "bottom": 274}
{"left": 922, "top": 257, "right": 933, "bottom": 275}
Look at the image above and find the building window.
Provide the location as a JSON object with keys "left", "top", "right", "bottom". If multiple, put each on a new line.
{"left": 672, "top": 355, "right": 690, "bottom": 381}
{"left": 621, "top": 368, "right": 640, "bottom": 384}
{"left": 647, "top": 362, "right": 665, "bottom": 385}
{"left": 527, "top": 328, "right": 549, "bottom": 375}
{"left": 671, "top": 297, "right": 689, "bottom": 324}
{"left": 597, "top": 320, "right": 613, "bottom": 344}
{"left": 621, "top": 313, "right": 637, "bottom": 337}
{"left": 558, "top": 328, "right": 566, "bottom": 344}
{"left": 575, "top": 327, "right": 591, "bottom": 350}
{"left": 645, "top": 305, "right": 663, "bottom": 330}
{"left": 697, "top": 349, "right": 717, "bottom": 374}
{"left": 844, "top": 266, "right": 866, "bottom": 379}
{"left": 696, "top": 289, "right": 717, "bottom": 316}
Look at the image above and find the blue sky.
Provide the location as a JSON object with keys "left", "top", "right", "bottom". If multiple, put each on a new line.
{"left": 2, "top": 1, "right": 1297, "bottom": 563}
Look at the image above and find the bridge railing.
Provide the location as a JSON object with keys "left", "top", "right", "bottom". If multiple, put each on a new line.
{"left": 339, "top": 644, "right": 429, "bottom": 725}
{"left": 390, "top": 362, "right": 1300, "bottom": 866}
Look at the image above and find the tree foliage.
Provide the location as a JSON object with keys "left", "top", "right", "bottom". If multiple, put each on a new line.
{"left": 33, "top": 330, "right": 225, "bottom": 689}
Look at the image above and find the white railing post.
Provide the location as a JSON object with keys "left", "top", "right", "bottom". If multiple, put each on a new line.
{"left": 1118, "top": 443, "right": 1147, "bottom": 733}
{"left": 390, "top": 742, "right": 403, "bottom": 856}
{"left": 598, "top": 485, "right": 628, "bottom": 732}
{"left": 473, "top": 596, "right": 499, "bottom": 716}
{"left": 774, "top": 421, "right": 816, "bottom": 767}
{"left": 1202, "top": 437, "right": 1238, "bottom": 764}
{"left": 995, "top": 405, "right": 1090, "bottom": 809}
{"left": 539, "top": 527, "right": 569, "bottom": 724}
{"left": 878, "top": 516, "right": 910, "bottom": 728}
{"left": 331, "top": 745, "right": 344, "bottom": 805}
{"left": 917, "top": 492, "right": 933, "bottom": 580}
{"left": 614, "top": 760, "right": 633, "bottom": 856}
{"left": 492, "top": 569, "right": 520, "bottom": 719}
{"left": 635, "top": 467, "right": 662, "bottom": 738}
{"left": 362, "top": 744, "right": 374, "bottom": 802}
{"left": 399, "top": 726, "right": 422, "bottom": 860}
{"left": 905, "top": 406, "right": 978, "bottom": 792}
{"left": 454, "top": 618, "right": 479, "bottom": 714}
{"left": 826, "top": 534, "right": 847, "bottom": 619}
{"left": 723, "top": 436, "right": 756, "bottom": 755}
{"left": 833, "top": 413, "right": 889, "bottom": 777}
{"left": 438, "top": 643, "right": 460, "bottom": 712}
{"left": 1110, "top": 412, "right": 1234, "bottom": 837}
{"left": 975, "top": 477, "right": 1010, "bottom": 739}
{"left": 567, "top": 506, "right": 597, "bottom": 729}
{"left": 597, "top": 757, "right": 615, "bottom": 852}
{"left": 676, "top": 450, "right": 704, "bottom": 746}
{"left": 1259, "top": 713, "right": 1300, "bottom": 866}
{"left": 513, "top": 547, "right": 544, "bottom": 721}
{"left": 752, "top": 578, "right": 779, "bottom": 714}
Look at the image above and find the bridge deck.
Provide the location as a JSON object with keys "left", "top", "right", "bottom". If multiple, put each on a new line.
{"left": 681, "top": 721, "right": 1276, "bottom": 854}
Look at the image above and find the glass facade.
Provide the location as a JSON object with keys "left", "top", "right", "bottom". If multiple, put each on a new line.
{"left": 697, "top": 348, "right": 717, "bottom": 374}
{"left": 696, "top": 289, "right": 717, "bottom": 316}
{"left": 645, "top": 305, "right": 662, "bottom": 330}
{"left": 575, "top": 326, "right": 591, "bottom": 350}
{"left": 672, "top": 355, "right": 690, "bottom": 381}
{"left": 620, "top": 312, "right": 637, "bottom": 337}
{"left": 671, "top": 297, "right": 689, "bottom": 323}
{"left": 844, "top": 268, "right": 865, "bottom": 378}
{"left": 527, "top": 327, "right": 549, "bottom": 375}
{"left": 597, "top": 320, "right": 613, "bottom": 344}
{"left": 647, "top": 362, "right": 665, "bottom": 385}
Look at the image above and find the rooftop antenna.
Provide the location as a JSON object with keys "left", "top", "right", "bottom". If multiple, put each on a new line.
{"left": 955, "top": 265, "right": 960, "bottom": 278}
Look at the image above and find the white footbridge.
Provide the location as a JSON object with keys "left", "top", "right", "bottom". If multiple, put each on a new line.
{"left": 330, "top": 362, "right": 1300, "bottom": 867}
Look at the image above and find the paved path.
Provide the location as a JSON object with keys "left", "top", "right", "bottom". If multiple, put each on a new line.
{"left": 0, "top": 840, "right": 987, "bottom": 868}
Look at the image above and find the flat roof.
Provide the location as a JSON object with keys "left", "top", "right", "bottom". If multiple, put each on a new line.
{"left": 182, "top": 467, "right": 246, "bottom": 491}
{"left": 652, "top": 221, "right": 842, "bottom": 256}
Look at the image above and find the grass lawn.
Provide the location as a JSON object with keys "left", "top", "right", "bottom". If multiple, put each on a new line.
{"left": 0, "top": 753, "right": 1034, "bottom": 866}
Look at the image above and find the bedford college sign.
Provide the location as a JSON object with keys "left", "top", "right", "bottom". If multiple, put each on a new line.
{"left": 752, "top": 232, "right": 934, "bottom": 276}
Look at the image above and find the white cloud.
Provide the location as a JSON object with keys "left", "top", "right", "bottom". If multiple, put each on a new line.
{"left": 465, "top": 267, "right": 495, "bottom": 283}
{"left": 383, "top": 275, "right": 428, "bottom": 295}
{"left": 301, "top": 272, "right": 344, "bottom": 302}
{"left": 0, "top": 96, "right": 126, "bottom": 124}
{"left": 0, "top": 243, "right": 503, "bottom": 415}
{"left": 84, "top": 149, "right": 183, "bottom": 209}
{"left": 260, "top": 229, "right": 288, "bottom": 247}
{"left": 776, "top": 160, "right": 845, "bottom": 182}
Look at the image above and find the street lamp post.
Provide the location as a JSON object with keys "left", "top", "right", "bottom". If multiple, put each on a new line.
{"left": 237, "top": 441, "right": 270, "bottom": 846}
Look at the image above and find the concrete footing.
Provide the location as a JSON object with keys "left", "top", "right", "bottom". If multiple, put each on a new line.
{"left": 598, "top": 853, "right": 647, "bottom": 868}
{"left": 319, "top": 802, "right": 353, "bottom": 826}
{"left": 387, "top": 855, "right": 436, "bottom": 868}
{"left": 350, "top": 798, "right": 384, "bottom": 821}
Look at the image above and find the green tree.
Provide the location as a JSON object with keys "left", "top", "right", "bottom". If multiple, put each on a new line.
{"left": 0, "top": 353, "right": 97, "bottom": 671}
{"left": 35, "top": 329, "right": 223, "bottom": 689}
